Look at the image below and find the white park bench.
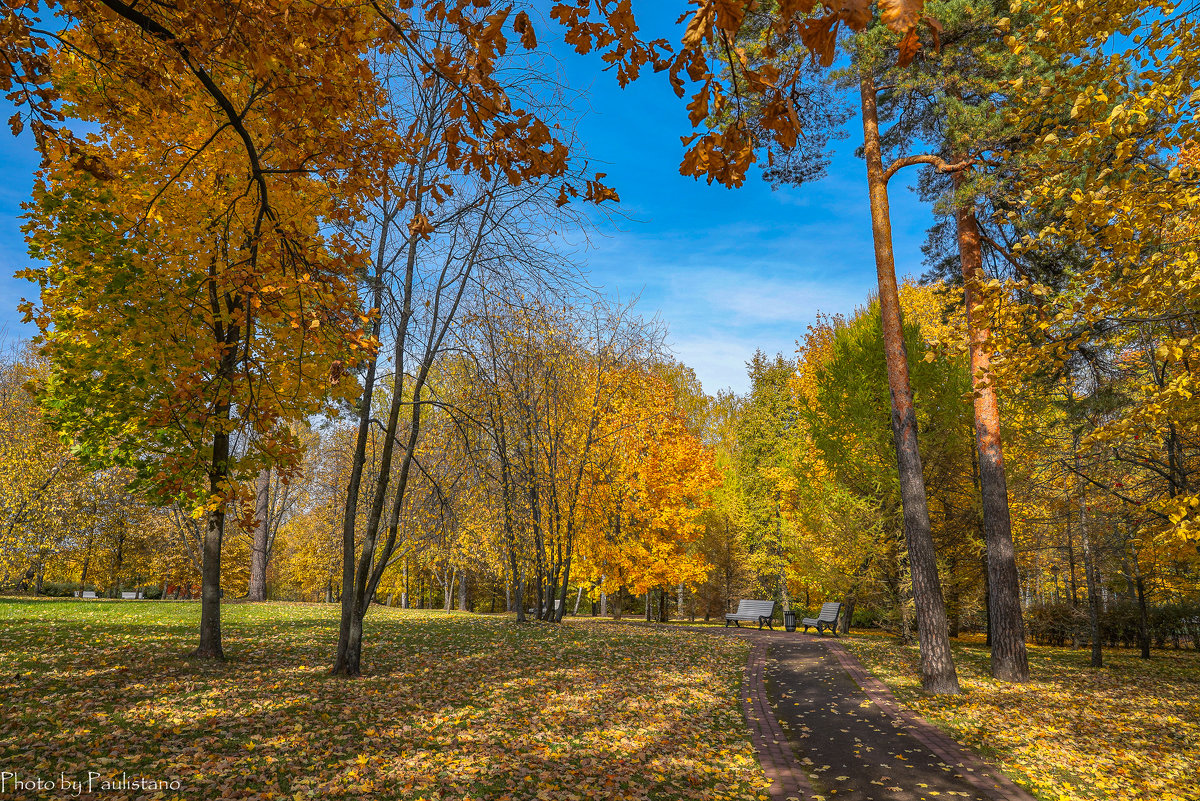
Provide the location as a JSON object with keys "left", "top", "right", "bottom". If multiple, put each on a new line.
{"left": 527, "top": 598, "right": 563, "bottom": 617}
{"left": 801, "top": 601, "right": 843, "bottom": 636}
{"left": 725, "top": 599, "right": 777, "bottom": 630}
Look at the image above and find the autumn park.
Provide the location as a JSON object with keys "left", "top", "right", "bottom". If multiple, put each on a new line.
{"left": 1, "top": 0, "right": 1198, "bottom": 799}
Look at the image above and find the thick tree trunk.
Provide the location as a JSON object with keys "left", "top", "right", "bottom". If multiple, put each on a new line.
{"left": 860, "top": 72, "right": 959, "bottom": 694}
{"left": 247, "top": 467, "right": 271, "bottom": 601}
{"left": 458, "top": 569, "right": 468, "bottom": 612}
{"left": 195, "top": 428, "right": 229, "bottom": 660}
{"left": 955, "top": 173, "right": 1029, "bottom": 682}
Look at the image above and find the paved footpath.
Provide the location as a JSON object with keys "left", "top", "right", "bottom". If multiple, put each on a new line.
{"left": 720, "top": 628, "right": 1035, "bottom": 801}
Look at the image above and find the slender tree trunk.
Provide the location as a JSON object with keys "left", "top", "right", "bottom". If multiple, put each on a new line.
{"left": 954, "top": 172, "right": 1029, "bottom": 682}
{"left": 332, "top": 270, "right": 382, "bottom": 674}
{"left": 111, "top": 523, "right": 125, "bottom": 597}
{"left": 1066, "top": 520, "right": 1080, "bottom": 605}
{"left": 1075, "top": 454, "right": 1103, "bottom": 667}
{"left": 1135, "top": 567, "right": 1151, "bottom": 659}
{"left": 248, "top": 467, "right": 271, "bottom": 602}
{"left": 860, "top": 71, "right": 959, "bottom": 694}
{"left": 516, "top": 564, "right": 526, "bottom": 623}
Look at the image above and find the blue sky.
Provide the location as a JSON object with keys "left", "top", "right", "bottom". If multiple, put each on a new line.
{"left": 0, "top": 8, "right": 938, "bottom": 396}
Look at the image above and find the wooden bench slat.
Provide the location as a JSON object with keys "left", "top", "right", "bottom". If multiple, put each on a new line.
{"left": 801, "top": 601, "right": 842, "bottom": 636}
{"left": 724, "top": 599, "right": 777, "bottom": 630}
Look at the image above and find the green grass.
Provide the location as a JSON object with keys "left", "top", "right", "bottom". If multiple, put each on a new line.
{"left": 0, "top": 599, "right": 769, "bottom": 801}
{"left": 840, "top": 629, "right": 1200, "bottom": 801}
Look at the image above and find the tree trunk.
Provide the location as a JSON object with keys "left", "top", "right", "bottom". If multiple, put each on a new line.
{"left": 1075, "top": 458, "right": 1103, "bottom": 667}
{"left": 458, "top": 569, "right": 468, "bottom": 612}
{"left": 195, "top": 429, "right": 229, "bottom": 660}
{"left": 247, "top": 467, "right": 271, "bottom": 602}
{"left": 515, "top": 564, "right": 526, "bottom": 623}
{"left": 860, "top": 71, "right": 959, "bottom": 694}
{"left": 954, "top": 173, "right": 1029, "bottom": 682}
{"left": 1135, "top": 569, "right": 1151, "bottom": 659}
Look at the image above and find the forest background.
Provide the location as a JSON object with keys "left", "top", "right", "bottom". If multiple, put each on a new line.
{"left": 0, "top": 0, "right": 1197, "bottom": 686}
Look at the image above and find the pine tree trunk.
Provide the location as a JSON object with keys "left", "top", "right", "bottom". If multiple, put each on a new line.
{"left": 954, "top": 178, "right": 1030, "bottom": 681}
{"left": 860, "top": 71, "right": 959, "bottom": 694}
{"left": 247, "top": 467, "right": 271, "bottom": 602}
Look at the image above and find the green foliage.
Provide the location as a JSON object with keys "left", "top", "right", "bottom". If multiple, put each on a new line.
{"left": 36, "top": 581, "right": 81, "bottom": 598}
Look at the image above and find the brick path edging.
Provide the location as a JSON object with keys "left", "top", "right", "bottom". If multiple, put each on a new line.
{"left": 819, "top": 639, "right": 1035, "bottom": 801}
{"left": 740, "top": 640, "right": 815, "bottom": 801}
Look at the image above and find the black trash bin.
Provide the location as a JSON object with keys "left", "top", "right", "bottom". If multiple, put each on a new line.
{"left": 784, "top": 610, "right": 797, "bottom": 632}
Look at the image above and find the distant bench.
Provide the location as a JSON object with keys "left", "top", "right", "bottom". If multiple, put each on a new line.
{"left": 527, "top": 598, "right": 563, "bottom": 617}
{"left": 802, "top": 601, "right": 843, "bottom": 636}
{"left": 725, "top": 599, "right": 777, "bottom": 630}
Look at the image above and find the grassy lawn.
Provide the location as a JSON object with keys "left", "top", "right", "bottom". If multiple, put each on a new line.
{"left": 840, "top": 630, "right": 1200, "bottom": 801}
{"left": 0, "top": 600, "right": 768, "bottom": 801}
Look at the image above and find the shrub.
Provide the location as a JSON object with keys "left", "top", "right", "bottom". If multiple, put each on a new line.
{"left": 1026, "top": 602, "right": 1089, "bottom": 647}
{"left": 37, "top": 582, "right": 82, "bottom": 598}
